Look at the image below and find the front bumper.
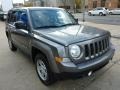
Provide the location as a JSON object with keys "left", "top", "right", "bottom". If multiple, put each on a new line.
{"left": 57, "top": 46, "right": 115, "bottom": 73}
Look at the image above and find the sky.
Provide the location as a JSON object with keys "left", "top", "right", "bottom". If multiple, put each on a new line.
{"left": 0, "top": 0, "right": 26, "bottom": 4}
{"left": 12, "top": 0, "right": 24, "bottom": 3}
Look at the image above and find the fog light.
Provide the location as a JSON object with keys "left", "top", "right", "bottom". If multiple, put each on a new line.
{"left": 55, "top": 57, "right": 63, "bottom": 63}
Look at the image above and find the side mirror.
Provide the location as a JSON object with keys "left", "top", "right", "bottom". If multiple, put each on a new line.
{"left": 15, "top": 21, "right": 27, "bottom": 29}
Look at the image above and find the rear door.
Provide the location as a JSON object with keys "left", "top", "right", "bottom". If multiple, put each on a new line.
{"left": 92, "top": 8, "right": 98, "bottom": 15}
{"left": 97, "top": 8, "right": 103, "bottom": 14}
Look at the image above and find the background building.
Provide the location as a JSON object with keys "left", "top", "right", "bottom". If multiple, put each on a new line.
{"left": 28, "top": 0, "right": 75, "bottom": 9}
{"left": 27, "top": 0, "right": 88, "bottom": 12}
{"left": 29, "top": 0, "right": 82, "bottom": 9}
{"left": 88, "top": 0, "right": 120, "bottom": 10}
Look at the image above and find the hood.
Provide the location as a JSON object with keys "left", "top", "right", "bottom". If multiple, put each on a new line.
{"left": 33, "top": 25, "right": 109, "bottom": 46}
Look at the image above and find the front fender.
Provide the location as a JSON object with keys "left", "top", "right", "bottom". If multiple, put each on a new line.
{"left": 31, "top": 38, "right": 61, "bottom": 73}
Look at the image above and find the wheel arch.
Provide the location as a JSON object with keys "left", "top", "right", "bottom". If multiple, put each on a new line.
{"left": 31, "top": 41, "right": 60, "bottom": 73}
{"left": 31, "top": 46, "right": 46, "bottom": 63}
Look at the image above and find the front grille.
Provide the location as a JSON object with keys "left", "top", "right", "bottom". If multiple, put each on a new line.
{"left": 84, "top": 36, "right": 109, "bottom": 60}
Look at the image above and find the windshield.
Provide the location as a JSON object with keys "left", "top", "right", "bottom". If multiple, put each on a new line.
{"left": 30, "top": 9, "right": 77, "bottom": 29}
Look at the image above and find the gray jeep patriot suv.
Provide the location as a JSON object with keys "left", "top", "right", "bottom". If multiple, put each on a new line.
{"left": 6, "top": 7, "right": 115, "bottom": 85}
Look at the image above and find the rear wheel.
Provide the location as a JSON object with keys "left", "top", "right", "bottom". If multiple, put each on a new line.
{"left": 35, "top": 54, "right": 55, "bottom": 85}
{"left": 99, "top": 12, "right": 103, "bottom": 16}
{"left": 8, "top": 37, "right": 17, "bottom": 51}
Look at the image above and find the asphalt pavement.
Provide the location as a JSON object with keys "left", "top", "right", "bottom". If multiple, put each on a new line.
{"left": 73, "top": 13, "right": 120, "bottom": 25}
{"left": 0, "top": 21, "right": 120, "bottom": 90}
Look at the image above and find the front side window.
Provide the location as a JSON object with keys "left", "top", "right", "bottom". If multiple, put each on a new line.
{"left": 30, "top": 9, "right": 77, "bottom": 29}
{"left": 7, "top": 9, "right": 28, "bottom": 24}
{"left": 7, "top": 10, "right": 17, "bottom": 23}
{"left": 15, "top": 10, "right": 28, "bottom": 26}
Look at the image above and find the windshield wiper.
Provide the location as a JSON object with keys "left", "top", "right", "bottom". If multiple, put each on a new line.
{"left": 59, "top": 23, "right": 78, "bottom": 27}
{"left": 35, "top": 25, "right": 60, "bottom": 29}
{"left": 35, "top": 23, "right": 78, "bottom": 29}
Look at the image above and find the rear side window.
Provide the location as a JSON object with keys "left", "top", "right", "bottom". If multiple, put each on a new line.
{"left": 97, "top": 8, "right": 103, "bottom": 10}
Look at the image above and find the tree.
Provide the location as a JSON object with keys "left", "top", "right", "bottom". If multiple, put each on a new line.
{"left": 24, "top": 2, "right": 33, "bottom": 7}
{"left": 61, "top": 0, "right": 67, "bottom": 7}
{"left": 75, "top": 0, "right": 81, "bottom": 9}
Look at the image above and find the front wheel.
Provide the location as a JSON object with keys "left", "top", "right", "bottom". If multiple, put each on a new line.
{"left": 8, "top": 38, "right": 17, "bottom": 51}
{"left": 88, "top": 12, "right": 92, "bottom": 16}
{"left": 35, "top": 54, "right": 55, "bottom": 85}
{"left": 109, "top": 12, "right": 112, "bottom": 15}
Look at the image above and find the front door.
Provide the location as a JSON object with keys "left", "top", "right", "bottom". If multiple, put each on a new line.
{"left": 9, "top": 9, "right": 31, "bottom": 54}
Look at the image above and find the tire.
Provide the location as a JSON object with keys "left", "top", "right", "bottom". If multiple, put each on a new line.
{"left": 104, "top": 14, "right": 106, "bottom": 16}
{"left": 88, "top": 12, "right": 92, "bottom": 16}
{"left": 109, "top": 12, "right": 112, "bottom": 15}
{"left": 35, "top": 54, "right": 55, "bottom": 85}
{"left": 99, "top": 12, "right": 103, "bottom": 16}
{"left": 8, "top": 37, "right": 17, "bottom": 51}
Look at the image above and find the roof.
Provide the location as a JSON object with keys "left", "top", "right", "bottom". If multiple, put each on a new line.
{"left": 11, "top": 7, "right": 63, "bottom": 10}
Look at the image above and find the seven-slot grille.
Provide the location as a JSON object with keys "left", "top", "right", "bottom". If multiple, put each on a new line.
{"left": 84, "top": 36, "right": 109, "bottom": 60}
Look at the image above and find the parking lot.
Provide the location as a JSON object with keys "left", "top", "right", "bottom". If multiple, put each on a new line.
{"left": 0, "top": 17, "right": 120, "bottom": 90}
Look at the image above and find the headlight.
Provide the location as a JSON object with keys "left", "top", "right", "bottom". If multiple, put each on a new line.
{"left": 69, "top": 45, "right": 81, "bottom": 58}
